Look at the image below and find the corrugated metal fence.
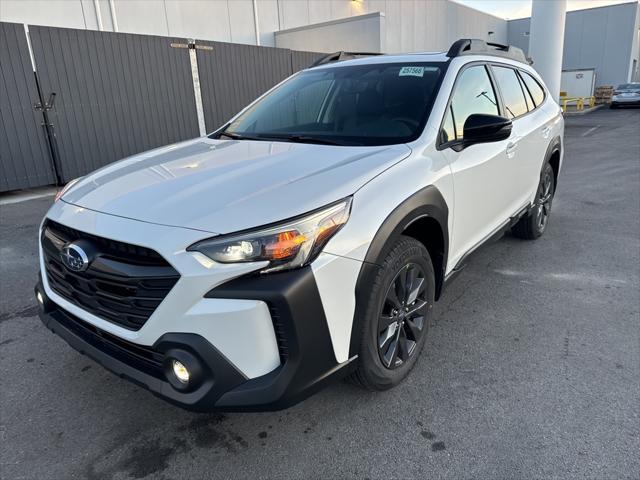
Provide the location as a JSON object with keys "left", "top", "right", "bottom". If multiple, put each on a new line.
{"left": 198, "top": 41, "right": 293, "bottom": 133}
{"left": 0, "top": 22, "right": 324, "bottom": 192}
{"left": 28, "top": 26, "right": 201, "bottom": 182}
{"left": 0, "top": 22, "right": 57, "bottom": 191}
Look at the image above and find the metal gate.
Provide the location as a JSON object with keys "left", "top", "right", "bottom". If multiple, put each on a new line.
{"left": 0, "top": 22, "right": 57, "bottom": 192}
{"left": 28, "top": 26, "right": 200, "bottom": 182}
{"left": 1, "top": 23, "right": 323, "bottom": 192}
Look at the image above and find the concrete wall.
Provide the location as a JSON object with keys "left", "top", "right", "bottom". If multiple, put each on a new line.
{"left": 508, "top": 2, "right": 640, "bottom": 87}
{"left": 275, "top": 12, "right": 385, "bottom": 53}
{"left": 362, "top": 0, "right": 506, "bottom": 53}
{"left": 0, "top": 0, "right": 506, "bottom": 51}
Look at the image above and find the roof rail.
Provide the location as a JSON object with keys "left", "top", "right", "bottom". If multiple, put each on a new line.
{"left": 446, "top": 39, "right": 531, "bottom": 64}
{"left": 309, "top": 51, "right": 382, "bottom": 68}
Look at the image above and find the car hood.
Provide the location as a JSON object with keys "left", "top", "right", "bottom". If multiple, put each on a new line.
{"left": 62, "top": 138, "right": 411, "bottom": 234}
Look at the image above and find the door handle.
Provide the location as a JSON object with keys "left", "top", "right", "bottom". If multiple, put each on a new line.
{"left": 506, "top": 141, "right": 518, "bottom": 158}
{"left": 541, "top": 126, "right": 551, "bottom": 139}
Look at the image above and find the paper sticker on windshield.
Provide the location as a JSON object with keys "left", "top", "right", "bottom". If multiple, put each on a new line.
{"left": 399, "top": 66, "right": 424, "bottom": 77}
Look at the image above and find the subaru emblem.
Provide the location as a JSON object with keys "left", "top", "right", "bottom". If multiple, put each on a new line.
{"left": 60, "top": 243, "right": 90, "bottom": 272}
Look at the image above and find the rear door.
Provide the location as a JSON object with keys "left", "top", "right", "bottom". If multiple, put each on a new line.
{"left": 490, "top": 65, "right": 548, "bottom": 207}
{"left": 518, "top": 69, "right": 556, "bottom": 192}
{"left": 439, "top": 63, "right": 515, "bottom": 268}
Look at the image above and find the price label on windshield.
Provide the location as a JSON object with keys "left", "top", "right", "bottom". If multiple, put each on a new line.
{"left": 399, "top": 66, "right": 425, "bottom": 77}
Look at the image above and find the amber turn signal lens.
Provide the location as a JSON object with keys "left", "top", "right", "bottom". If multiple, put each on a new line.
{"left": 265, "top": 230, "right": 306, "bottom": 260}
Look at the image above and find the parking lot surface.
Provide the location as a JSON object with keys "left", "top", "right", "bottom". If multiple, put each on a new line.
{"left": 1, "top": 107, "right": 638, "bottom": 479}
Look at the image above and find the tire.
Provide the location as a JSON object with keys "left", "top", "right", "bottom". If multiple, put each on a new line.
{"left": 350, "top": 236, "right": 435, "bottom": 390}
{"left": 512, "top": 162, "right": 555, "bottom": 240}
{"left": 610, "top": 103, "right": 617, "bottom": 109}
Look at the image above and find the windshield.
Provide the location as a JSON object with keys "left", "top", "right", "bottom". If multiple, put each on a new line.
{"left": 214, "top": 62, "right": 444, "bottom": 146}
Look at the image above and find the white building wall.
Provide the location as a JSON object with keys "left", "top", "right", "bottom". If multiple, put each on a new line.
{"left": 507, "top": 2, "right": 639, "bottom": 87}
{"left": 275, "top": 12, "right": 385, "bottom": 53}
{"left": 1, "top": 0, "right": 506, "bottom": 52}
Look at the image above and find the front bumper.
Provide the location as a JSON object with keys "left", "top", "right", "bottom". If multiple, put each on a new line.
{"left": 611, "top": 95, "right": 640, "bottom": 106}
{"left": 35, "top": 266, "right": 356, "bottom": 411}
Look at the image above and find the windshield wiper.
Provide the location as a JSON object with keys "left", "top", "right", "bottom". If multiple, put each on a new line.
{"left": 259, "top": 134, "right": 351, "bottom": 146}
{"left": 217, "top": 131, "right": 262, "bottom": 141}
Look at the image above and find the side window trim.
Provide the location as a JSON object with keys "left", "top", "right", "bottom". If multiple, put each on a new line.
{"left": 516, "top": 70, "right": 535, "bottom": 109}
{"left": 518, "top": 69, "right": 547, "bottom": 109}
{"left": 449, "top": 105, "right": 458, "bottom": 139}
{"left": 485, "top": 63, "right": 507, "bottom": 118}
{"left": 437, "top": 61, "right": 500, "bottom": 150}
{"left": 516, "top": 71, "right": 533, "bottom": 111}
{"left": 489, "top": 63, "right": 541, "bottom": 120}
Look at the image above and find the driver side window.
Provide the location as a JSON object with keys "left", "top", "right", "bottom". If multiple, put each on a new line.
{"left": 442, "top": 65, "right": 499, "bottom": 142}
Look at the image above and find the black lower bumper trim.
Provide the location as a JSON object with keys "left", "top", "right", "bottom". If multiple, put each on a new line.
{"left": 37, "top": 301, "right": 247, "bottom": 411}
{"left": 36, "top": 267, "right": 352, "bottom": 411}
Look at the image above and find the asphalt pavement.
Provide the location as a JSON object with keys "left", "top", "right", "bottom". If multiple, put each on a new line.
{"left": 1, "top": 107, "right": 638, "bottom": 479}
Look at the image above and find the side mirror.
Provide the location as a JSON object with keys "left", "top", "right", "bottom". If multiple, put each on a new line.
{"left": 462, "top": 113, "right": 512, "bottom": 146}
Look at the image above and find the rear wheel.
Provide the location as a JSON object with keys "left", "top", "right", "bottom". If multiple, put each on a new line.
{"left": 350, "top": 236, "right": 434, "bottom": 390}
{"left": 512, "top": 162, "right": 555, "bottom": 239}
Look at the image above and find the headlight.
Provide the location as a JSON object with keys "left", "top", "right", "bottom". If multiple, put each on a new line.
{"left": 54, "top": 177, "right": 82, "bottom": 202}
{"left": 188, "top": 198, "right": 352, "bottom": 273}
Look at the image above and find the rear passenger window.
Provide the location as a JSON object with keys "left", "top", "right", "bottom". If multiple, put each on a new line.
{"left": 520, "top": 71, "right": 545, "bottom": 107}
{"left": 443, "top": 65, "right": 499, "bottom": 141}
{"left": 492, "top": 66, "right": 528, "bottom": 118}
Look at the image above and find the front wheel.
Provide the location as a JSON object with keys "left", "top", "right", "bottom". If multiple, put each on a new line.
{"left": 512, "top": 162, "right": 555, "bottom": 239}
{"left": 349, "top": 236, "right": 435, "bottom": 390}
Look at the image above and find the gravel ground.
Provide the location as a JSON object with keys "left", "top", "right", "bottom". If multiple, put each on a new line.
{"left": 1, "top": 107, "right": 638, "bottom": 480}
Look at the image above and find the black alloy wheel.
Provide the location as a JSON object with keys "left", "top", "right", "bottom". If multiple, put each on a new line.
{"left": 349, "top": 236, "right": 434, "bottom": 390}
{"left": 512, "top": 161, "right": 556, "bottom": 240}
{"left": 377, "top": 262, "right": 427, "bottom": 369}
{"left": 535, "top": 166, "right": 554, "bottom": 232}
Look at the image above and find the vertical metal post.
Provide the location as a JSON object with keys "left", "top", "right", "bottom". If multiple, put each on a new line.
{"left": 253, "top": 0, "right": 261, "bottom": 46}
{"left": 188, "top": 40, "right": 207, "bottom": 136}
{"left": 109, "top": 0, "right": 119, "bottom": 32}
{"left": 23, "top": 24, "right": 64, "bottom": 184}
{"left": 93, "top": 0, "right": 104, "bottom": 31}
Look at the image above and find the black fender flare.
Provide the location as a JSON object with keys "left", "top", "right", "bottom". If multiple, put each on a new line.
{"left": 543, "top": 135, "right": 562, "bottom": 182}
{"left": 348, "top": 185, "right": 449, "bottom": 358}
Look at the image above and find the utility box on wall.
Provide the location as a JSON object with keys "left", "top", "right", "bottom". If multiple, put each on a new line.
{"left": 561, "top": 68, "right": 596, "bottom": 97}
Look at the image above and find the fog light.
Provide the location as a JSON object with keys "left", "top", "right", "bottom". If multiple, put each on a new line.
{"left": 171, "top": 359, "right": 190, "bottom": 384}
{"left": 36, "top": 291, "right": 44, "bottom": 305}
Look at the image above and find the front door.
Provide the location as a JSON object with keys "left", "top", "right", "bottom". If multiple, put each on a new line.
{"left": 440, "top": 64, "right": 515, "bottom": 269}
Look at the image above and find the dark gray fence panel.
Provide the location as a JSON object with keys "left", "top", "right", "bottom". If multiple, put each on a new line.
{"left": 0, "top": 22, "right": 56, "bottom": 192}
{"left": 28, "top": 26, "right": 199, "bottom": 182}
{"left": 197, "top": 41, "right": 292, "bottom": 132}
{"left": 291, "top": 50, "right": 325, "bottom": 72}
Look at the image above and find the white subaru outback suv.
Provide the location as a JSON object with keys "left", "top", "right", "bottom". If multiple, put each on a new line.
{"left": 36, "top": 39, "right": 563, "bottom": 411}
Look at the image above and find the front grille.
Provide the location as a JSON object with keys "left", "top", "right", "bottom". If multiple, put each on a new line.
{"left": 54, "top": 306, "right": 165, "bottom": 379}
{"left": 42, "top": 220, "right": 180, "bottom": 330}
